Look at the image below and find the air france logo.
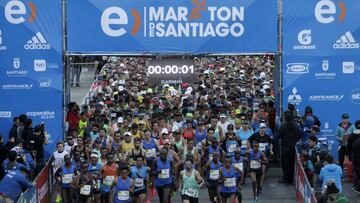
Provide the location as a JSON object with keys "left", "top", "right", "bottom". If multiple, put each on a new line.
{"left": 5, "top": 0, "right": 36, "bottom": 24}
{"left": 315, "top": 0, "right": 346, "bottom": 24}
{"left": 101, "top": 1, "right": 245, "bottom": 38}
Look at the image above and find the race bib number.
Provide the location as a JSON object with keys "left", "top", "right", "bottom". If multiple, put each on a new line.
{"left": 209, "top": 154, "right": 213, "bottom": 161}
{"left": 250, "top": 160, "right": 261, "bottom": 169}
{"left": 80, "top": 185, "right": 91, "bottom": 195}
{"left": 210, "top": 170, "right": 219, "bottom": 180}
{"left": 241, "top": 140, "right": 247, "bottom": 148}
{"left": 197, "top": 142, "right": 202, "bottom": 150}
{"left": 160, "top": 169, "right": 170, "bottom": 179}
{"left": 135, "top": 178, "right": 144, "bottom": 187}
{"left": 145, "top": 148, "right": 156, "bottom": 158}
{"left": 62, "top": 174, "right": 73, "bottom": 184}
{"left": 228, "top": 144, "right": 237, "bottom": 153}
{"left": 117, "top": 191, "right": 130, "bottom": 201}
{"left": 184, "top": 188, "right": 197, "bottom": 197}
{"left": 234, "top": 163, "right": 243, "bottom": 172}
{"left": 259, "top": 143, "right": 267, "bottom": 151}
{"left": 104, "top": 176, "right": 114, "bottom": 186}
{"left": 224, "top": 177, "right": 236, "bottom": 187}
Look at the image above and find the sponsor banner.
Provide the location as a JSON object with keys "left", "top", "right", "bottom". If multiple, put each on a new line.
{"left": 283, "top": 55, "right": 360, "bottom": 135}
{"left": 36, "top": 164, "right": 50, "bottom": 203}
{"left": 68, "top": 0, "right": 277, "bottom": 54}
{"left": 148, "top": 59, "right": 196, "bottom": 85}
{"left": 295, "top": 153, "right": 317, "bottom": 203}
{"left": 283, "top": 0, "right": 360, "bottom": 56}
{"left": 0, "top": 0, "right": 63, "bottom": 159}
{"left": 17, "top": 186, "right": 36, "bottom": 203}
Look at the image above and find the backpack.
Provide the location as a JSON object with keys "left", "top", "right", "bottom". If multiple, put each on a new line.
{"left": 327, "top": 193, "right": 349, "bottom": 203}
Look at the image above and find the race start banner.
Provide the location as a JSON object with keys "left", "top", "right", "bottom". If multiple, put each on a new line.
{"left": 68, "top": 0, "right": 277, "bottom": 54}
{"left": 0, "top": 0, "right": 63, "bottom": 159}
{"left": 282, "top": 0, "right": 360, "bottom": 135}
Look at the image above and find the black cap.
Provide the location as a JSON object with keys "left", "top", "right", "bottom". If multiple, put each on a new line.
{"left": 355, "top": 120, "right": 360, "bottom": 130}
{"left": 342, "top": 114, "right": 349, "bottom": 119}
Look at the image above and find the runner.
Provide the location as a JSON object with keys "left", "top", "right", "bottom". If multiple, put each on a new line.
{"left": 178, "top": 159, "right": 205, "bottom": 203}
{"left": 194, "top": 120, "right": 207, "bottom": 154}
{"left": 152, "top": 147, "right": 175, "bottom": 203}
{"left": 231, "top": 148, "right": 245, "bottom": 201}
{"left": 143, "top": 129, "right": 159, "bottom": 167}
{"left": 100, "top": 153, "right": 119, "bottom": 203}
{"left": 111, "top": 166, "right": 134, "bottom": 203}
{"left": 54, "top": 154, "right": 76, "bottom": 203}
{"left": 88, "top": 152, "right": 102, "bottom": 202}
{"left": 72, "top": 162, "right": 96, "bottom": 203}
{"left": 219, "top": 157, "right": 243, "bottom": 203}
{"left": 249, "top": 141, "right": 268, "bottom": 202}
{"left": 130, "top": 155, "right": 150, "bottom": 203}
{"left": 202, "top": 151, "right": 222, "bottom": 203}
{"left": 221, "top": 124, "right": 240, "bottom": 159}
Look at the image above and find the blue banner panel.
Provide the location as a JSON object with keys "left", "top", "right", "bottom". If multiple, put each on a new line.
{"left": 68, "top": 0, "right": 277, "bottom": 54}
{"left": 0, "top": 0, "right": 63, "bottom": 159}
{"left": 283, "top": 0, "right": 360, "bottom": 56}
{"left": 282, "top": 55, "right": 360, "bottom": 136}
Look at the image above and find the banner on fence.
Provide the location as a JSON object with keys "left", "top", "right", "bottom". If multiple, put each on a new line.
{"left": 0, "top": 0, "right": 63, "bottom": 159}
{"left": 68, "top": 0, "right": 277, "bottom": 54}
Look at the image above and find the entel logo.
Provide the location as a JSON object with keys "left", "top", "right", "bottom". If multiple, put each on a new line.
{"left": 101, "top": 7, "right": 140, "bottom": 37}
{"left": 5, "top": 0, "right": 36, "bottom": 24}
{"left": 315, "top": 0, "right": 346, "bottom": 24}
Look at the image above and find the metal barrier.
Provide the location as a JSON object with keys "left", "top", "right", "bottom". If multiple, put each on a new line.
{"left": 16, "top": 156, "right": 54, "bottom": 203}
{"left": 295, "top": 148, "right": 317, "bottom": 203}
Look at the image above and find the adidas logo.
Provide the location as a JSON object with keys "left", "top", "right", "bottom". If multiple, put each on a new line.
{"left": 24, "top": 32, "right": 51, "bottom": 50}
{"left": 333, "top": 31, "right": 359, "bottom": 49}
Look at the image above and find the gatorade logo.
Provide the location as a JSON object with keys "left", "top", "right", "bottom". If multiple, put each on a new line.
{"left": 5, "top": 0, "right": 36, "bottom": 24}
{"left": 315, "top": 0, "right": 346, "bottom": 24}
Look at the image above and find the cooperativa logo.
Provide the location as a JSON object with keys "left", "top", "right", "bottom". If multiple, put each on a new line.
{"left": 26, "top": 111, "right": 55, "bottom": 119}
{"left": 24, "top": 32, "right": 51, "bottom": 50}
{"left": 333, "top": 31, "right": 359, "bottom": 49}
{"left": 5, "top": 0, "right": 36, "bottom": 24}
{"left": 101, "top": 0, "right": 245, "bottom": 38}
{"left": 315, "top": 0, "right": 346, "bottom": 24}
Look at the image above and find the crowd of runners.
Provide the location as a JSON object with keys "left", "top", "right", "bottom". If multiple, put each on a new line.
{"left": 58, "top": 56, "right": 277, "bottom": 203}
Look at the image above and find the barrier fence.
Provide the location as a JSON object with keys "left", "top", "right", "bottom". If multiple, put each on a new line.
{"left": 295, "top": 148, "right": 317, "bottom": 203}
{"left": 17, "top": 157, "right": 54, "bottom": 203}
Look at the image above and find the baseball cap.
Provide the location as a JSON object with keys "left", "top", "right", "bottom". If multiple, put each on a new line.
{"left": 138, "top": 120, "right": 146, "bottom": 125}
{"left": 164, "top": 139, "right": 171, "bottom": 144}
{"left": 161, "top": 128, "right": 169, "bottom": 135}
{"left": 117, "top": 117, "right": 124, "bottom": 123}
{"left": 186, "top": 112, "right": 193, "bottom": 118}
{"left": 163, "top": 84, "right": 170, "bottom": 88}
{"left": 342, "top": 114, "right": 349, "bottom": 119}
{"left": 124, "top": 132, "right": 131, "bottom": 136}
{"left": 220, "top": 113, "right": 227, "bottom": 118}
{"left": 90, "top": 152, "right": 99, "bottom": 158}
{"left": 235, "top": 109, "right": 241, "bottom": 115}
{"left": 259, "top": 123, "right": 266, "bottom": 128}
